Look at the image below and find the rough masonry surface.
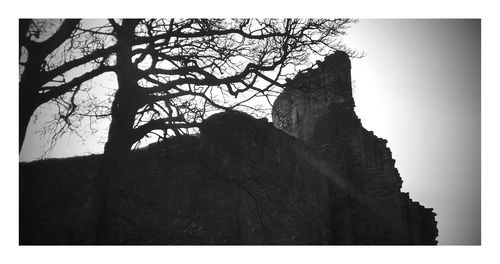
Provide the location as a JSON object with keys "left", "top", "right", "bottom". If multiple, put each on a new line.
{"left": 19, "top": 51, "right": 438, "bottom": 245}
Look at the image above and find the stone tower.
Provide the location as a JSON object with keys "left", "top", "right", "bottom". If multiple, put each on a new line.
{"left": 272, "top": 51, "right": 438, "bottom": 244}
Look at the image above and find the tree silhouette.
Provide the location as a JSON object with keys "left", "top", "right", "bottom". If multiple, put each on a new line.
{"left": 92, "top": 18, "right": 356, "bottom": 242}
{"left": 104, "top": 19, "right": 355, "bottom": 148}
{"left": 19, "top": 19, "right": 116, "bottom": 152}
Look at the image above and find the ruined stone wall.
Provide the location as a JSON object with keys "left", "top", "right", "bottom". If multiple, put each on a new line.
{"left": 20, "top": 137, "right": 212, "bottom": 244}
{"left": 272, "top": 51, "right": 354, "bottom": 146}
{"left": 200, "top": 111, "right": 331, "bottom": 244}
{"left": 19, "top": 51, "right": 438, "bottom": 245}
{"left": 272, "top": 51, "right": 438, "bottom": 244}
{"left": 20, "top": 155, "right": 99, "bottom": 244}
{"left": 20, "top": 113, "right": 332, "bottom": 245}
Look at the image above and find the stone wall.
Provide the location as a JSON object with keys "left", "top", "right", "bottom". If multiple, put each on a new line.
{"left": 272, "top": 51, "right": 438, "bottom": 244}
{"left": 20, "top": 113, "right": 332, "bottom": 244}
{"left": 19, "top": 51, "right": 438, "bottom": 245}
{"left": 20, "top": 155, "right": 99, "bottom": 244}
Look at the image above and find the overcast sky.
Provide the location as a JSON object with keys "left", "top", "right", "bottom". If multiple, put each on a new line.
{"left": 19, "top": 19, "right": 481, "bottom": 245}
{"left": 342, "top": 19, "right": 480, "bottom": 245}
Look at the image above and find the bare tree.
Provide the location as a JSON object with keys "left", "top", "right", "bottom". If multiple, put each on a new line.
{"left": 103, "top": 18, "right": 356, "bottom": 150}
{"left": 93, "top": 18, "right": 356, "bottom": 242}
{"left": 19, "top": 19, "right": 116, "bottom": 152}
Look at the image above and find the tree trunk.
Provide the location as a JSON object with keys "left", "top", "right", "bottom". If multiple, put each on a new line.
{"left": 19, "top": 97, "right": 38, "bottom": 153}
{"left": 93, "top": 135, "right": 134, "bottom": 243}
{"left": 92, "top": 19, "right": 142, "bottom": 244}
{"left": 19, "top": 51, "right": 43, "bottom": 153}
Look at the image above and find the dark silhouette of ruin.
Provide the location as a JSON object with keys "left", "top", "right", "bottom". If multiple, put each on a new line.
{"left": 19, "top": 51, "right": 438, "bottom": 245}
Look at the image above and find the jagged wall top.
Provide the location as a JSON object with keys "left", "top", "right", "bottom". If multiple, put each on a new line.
{"left": 284, "top": 50, "right": 351, "bottom": 92}
{"left": 272, "top": 51, "right": 354, "bottom": 137}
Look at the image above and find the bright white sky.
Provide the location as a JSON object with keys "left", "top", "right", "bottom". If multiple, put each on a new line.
{"left": 19, "top": 19, "right": 480, "bottom": 245}
{"left": 341, "top": 19, "right": 480, "bottom": 245}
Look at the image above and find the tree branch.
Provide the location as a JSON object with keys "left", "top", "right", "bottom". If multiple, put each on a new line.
{"left": 41, "top": 45, "right": 117, "bottom": 84}
{"left": 39, "top": 19, "right": 81, "bottom": 56}
{"left": 39, "top": 65, "right": 113, "bottom": 103}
